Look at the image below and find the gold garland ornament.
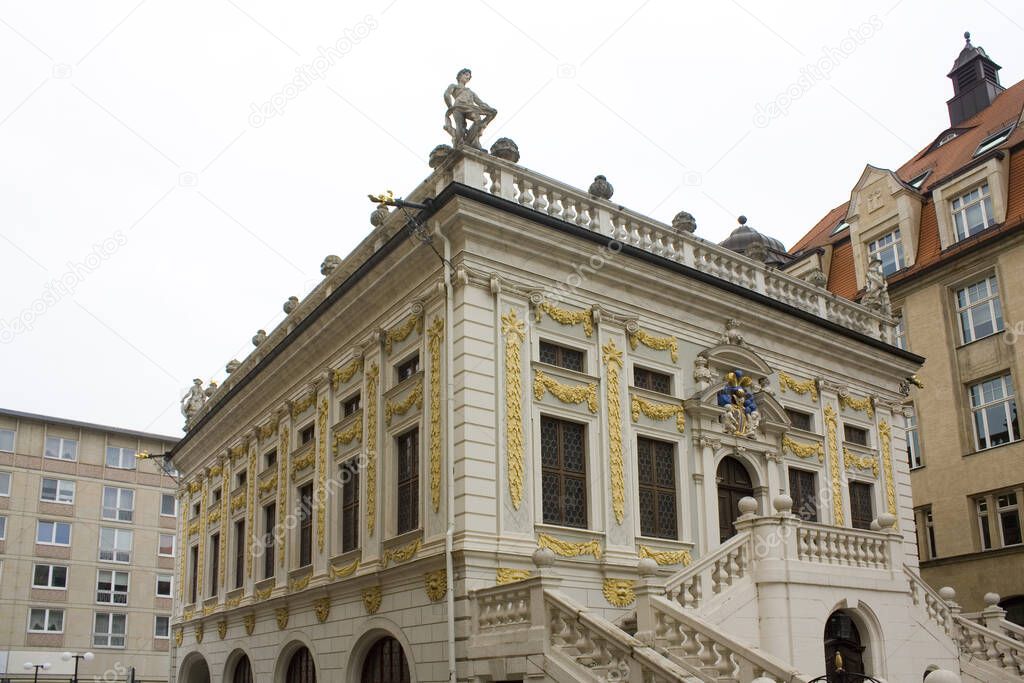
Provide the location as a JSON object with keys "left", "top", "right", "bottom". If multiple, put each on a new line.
{"left": 277, "top": 427, "right": 289, "bottom": 567}
{"left": 824, "top": 405, "right": 844, "bottom": 525}
{"left": 879, "top": 420, "right": 897, "bottom": 521}
{"left": 258, "top": 474, "right": 278, "bottom": 494}
{"left": 603, "top": 340, "right": 626, "bottom": 524}
{"left": 362, "top": 586, "right": 382, "bottom": 614}
{"left": 254, "top": 585, "right": 273, "bottom": 601}
{"left": 838, "top": 391, "right": 874, "bottom": 418}
{"left": 290, "top": 448, "right": 315, "bottom": 478}
{"left": 630, "top": 394, "right": 686, "bottom": 433}
{"left": 366, "top": 363, "right": 379, "bottom": 536}
{"left": 291, "top": 392, "right": 315, "bottom": 418}
{"left": 496, "top": 568, "right": 532, "bottom": 585}
{"left": 602, "top": 579, "right": 636, "bottom": 607}
{"left": 384, "top": 311, "right": 423, "bottom": 355}
{"left": 381, "top": 538, "right": 421, "bottom": 567}
{"left": 288, "top": 574, "right": 310, "bottom": 593}
{"left": 628, "top": 328, "right": 678, "bottom": 362}
{"left": 424, "top": 569, "right": 447, "bottom": 602}
{"left": 534, "top": 369, "right": 598, "bottom": 413}
{"left": 535, "top": 301, "right": 593, "bottom": 337}
{"left": 230, "top": 492, "right": 246, "bottom": 512}
{"left": 502, "top": 310, "right": 526, "bottom": 510}
{"left": 331, "top": 357, "right": 363, "bottom": 390}
{"left": 316, "top": 398, "right": 328, "bottom": 551}
{"left": 328, "top": 558, "right": 359, "bottom": 579}
{"left": 843, "top": 448, "right": 879, "bottom": 476}
{"left": 247, "top": 445, "right": 257, "bottom": 577}
{"left": 428, "top": 317, "right": 444, "bottom": 512}
{"left": 778, "top": 372, "right": 819, "bottom": 402}
{"left": 385, "top": 382, "right": 423, "bottom": 426}
{"left": 782, "top": 435, "right": 825, "bottom": 462}
{"left": 639, "top": 545, "right": 692, "bottom": 566}
{"left": 537, "top": 532, "right": 602, "bottom": 559}
{"left": 333, "top": 420, "right": 362, "bottom": 450}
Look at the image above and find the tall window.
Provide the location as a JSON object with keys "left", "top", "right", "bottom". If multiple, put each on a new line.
{"left": 263, "top": 503, "right": 276, "bottom": 579}
{"left": 298, "top": 484, "right": 313, "bottom": 567}
{"left": 209, "top": 533, "right": 220, "bottom": 596}
{"left": 906, "top": 408, "right": 922, "bottom": 469}
{"left": 867, "top": 228, "right": 905, "bottom": 276}
{"left": 970, "top": 374, "right": 1019, "bottom": 450}
{"left": 101, "top": 486, "right": 134, "bottom": 522}
{"left": 155, "top": 615, "right": 170, "bottom": 639}
{"left": 32, "top": 564, "right": 68, "bottom": 589}
{"left": 952, "top": 182, "right": 995, "bottom": 241}
{"left": 997, "top": 493, "right": 1022, "bottom": 547}
{"left": 0, "top": 515, "right": 5, "bottom": 540}
{"left": 396, "top": 429, "right": 419, "bottom": 535}
{"left": 44, "top": 436, "right": 77, "bottom": 461}
{"left": 956, "top": 276, "right": 1003, "bottom": 343}
{"left": 99, "top": 528, "right": 133, "bottom": 563}
{"left": 93, "top": 612, "right": 127, "bottom": 648}
{"left": 849, "top": 482, "right": 873, "bottom": 530}
{"left": 105, "top": 446, "right": 136, "bottom": 469}
{"left": 978, "top": 499, "right": 993, "bottom": 549}
{"left": 160, "top": 493, "right": 177, "bottom": 517}
{"left": 539, "top": 341, "right": 584, "bottom": 372}
{"left": 234, "top": 519, "right": 245, "bottom": 589}
{"left": 341, "top": 459, "right": 359, "bottom": 553}
{"left": 923, "top": 507, "right": 937, "bottom": 559}
{"left": 189, "top": 545, "right": 199, "bottom": 603}
{"left": 0, "top": 429, "right": 14, "bottom": 452}
{"left": 96, "top": 570, "right": 129, "bottom": 604}
{"left": 0, "top": 471, "right": 9, "bottom": 496}
{"left": 789, "top": 468, "right": 819, "bottom": 522}
{"left": 637, "top": 437, "right": 677, "bottom": 539}
{"left": 37, "top": 520, "right": 72, "bottom": 545}
{"left": 634, "top": 367, "right": 671, "bottom": 394}
{"left": 540, "top": 417, "right": 587, "bottom": 529}
{"left": 40, "top": 478, "right": 75, "bottom": 504}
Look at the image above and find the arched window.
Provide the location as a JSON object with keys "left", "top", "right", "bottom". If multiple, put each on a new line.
{"left": 285, "top": 646, "right": 316, "bottom": 683}
{"left": 825, "top": 611, "right": 866, "bottom": 678}
{"left": 361, "top": 636, "right": 410, "bottom": 683}
{"left": 232, "top": 654, "right": 253, "bottom": 683}
{"left": 716, "top": 456, "right": 754, "bottom": 542}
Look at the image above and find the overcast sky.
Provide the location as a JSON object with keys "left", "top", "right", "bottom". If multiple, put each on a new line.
{"left": 1, "top": 0, "right": 1020, "bottom": 438}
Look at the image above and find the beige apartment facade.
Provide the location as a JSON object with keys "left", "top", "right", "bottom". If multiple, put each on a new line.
{"left": 0, "top": 408, "right": 178, "bottom": 680}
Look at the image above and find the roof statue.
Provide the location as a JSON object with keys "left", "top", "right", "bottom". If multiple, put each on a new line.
{"left": 861, "top": 257, "right": 892, "bottom": 317}
{"left": 180, "top": 378, "right": 206, "bottom": 420}
{"left": 443, "top": 68, "right": 497, "bottom": 150}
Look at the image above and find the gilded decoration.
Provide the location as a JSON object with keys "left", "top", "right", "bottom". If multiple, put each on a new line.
{"left": 219, "top": 463, "right": 229, "bottom": 591}
{"left": 428, "top": 317, "right": 444, "bottom": 512}
{"left": 277, "top": 427, "right": 289, "bottom": 566}
{"left": 384, "top": 311, "right": 423, "bottom": 355}
{"left": 602, "top": 579, "right": 636, "bottom": 607}
{"left": 331, "top": 357, "right": 363, "bottom": 390}
{"left": 630, "top": 394, "right": 685, "bottom": 433}
{"left": 230, "top": 492, "right": 246, "bottom": 512}
{"left": 839, "top": 391, "right": 875, "bottom": 418}
{"left": 639, "top": 545, "right": 692, "bottom": 566}
{"left": 533, "top": 369, "right": 598, "bottom": 413}
{"left": 537, "top": 532, "right": 602, "bottom": 559}
{"left": 197, "top": 478, "right": 208, "bottom": 600}
{"left": 385, "top": 381, "right": 423, "bottom": 426}
{"left": 627, "top": 328, "right": 678, "bottom": 362}
{"left": 207, "top": 507, "right": 222, "bottom": 525}
{"left": 188, "top": 519, "right": 200, "bottom": 536}
{"left": 258, "top": 420, "right": 277, "bottom": 441}
{"left": 366, "top": 363, "right": 379, "bottom": 536}
{"left": 202, "top": 605, "right": 218, "bottom": 617}
{"left": 716, "top": 370, "right": 759, "bottom": 437}
{"left": 288, "top": 574, "right": 310, "bottom": 592}
{"left": 314, "top": 597, "right": 331, "bottom": 623}
{"left": 535, "top": 301, "right": 593, "bottom": 337}
{"left": 843, "top": 448, "right": 879, "bottom": 476}
{"left": 217, "top": 620, "right": 227, "bottom": 640}
{"left": 362, "top": 586, "right": 382, "bottom": 614}
{"left": 778, "top": 371, "right": 819, "bottom": 402}
{"left": 195, "top": 623, "right": 204, "bottom": 644}
{"left": 229, "top": 443, "right": 246, "bottom": 461}
{"left": 254, "top": 585, "right": 273, "bottom": 601}
{"left": 243, "top": 614, "right": 255, "bottom": 635}
{"left": 879, "top": 420, "right": 897, "bottom": 520}
{"left": 496, "top": 568, "right": 532, "bottom": 585}
{"left": 258, "top": 475, "right": 278, "bottom": 494}
{"left": 275, "top": 607, "right": 289, "bottom": 630}
{"left": 317, "top": 398, "right": 328, "bottom": 551}
{"left": 290, "top": 449, "right": 315, "bottom": 478}
{"left": 824, "top": 405, "right": 844, "bottom": 525}
{"left": 173, "top": 627, "right": 183, "bottom": 647}
{"left": 291, "top": 392, "right": 316, "bottom": 418}
{"left": 603, "top": 340, "right": 626, "bottom": 524}
{"left": 501, "top": 309, "right": 526, "bottom": 510}
{"left": 329, "top": 558, "right": 359, "bottom": 579}
{"left": 225, "top": 595, "right": 241, "bottom": 608}
{"left": 333, "top": 421, "right": 362, "bottom": 451}
{"left": 178, "top": 500, "right": 188, "bottom": 602}
{"left": 381, "top": 538, "right": 421, "bottom": 567}
{"left": 209, "top": 463, "right": 223, "bottom": 477}
{"left": 187, "top": 479, "right": 202, "bottom": 495}
{"left": 782, "top": 435, "right": 825, "bottom": 462}
{"left": 424, "top": 569, "right": 447, "bottom": 602}
{"left": 183, "top": 607, "right": 194, "bottom": 621}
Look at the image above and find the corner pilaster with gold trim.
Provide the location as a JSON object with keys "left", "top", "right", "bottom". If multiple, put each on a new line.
{"left": 819, "top": 387, "right": 847, "bottom": 527}
{"left": 313, "top": 374, "right": 330, "bottom": 576}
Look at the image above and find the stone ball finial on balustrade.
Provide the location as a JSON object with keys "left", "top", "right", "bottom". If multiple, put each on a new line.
{"left": 876, "top": 513, "right": 897, "bottom": 530}
{"left": 671, "top": 210, "right": 697, "bottom": 234}
{"left": 588, "top": 175, "right": 614, "bottom": 200}
{"left": 532, "top": 547, "right": 556, "bottom": 569}
{"left": 772, "top": 494, "right": 793, "bottom": 515}
{"left": 429, "top": 144, "right": 453, "bottom": 168}
{"left": 637, "top": 558, "right": 659, "bottom": 578}
{"left": 738, "top": 496, "right": 759, "bottom": 518}
{"left": 489, "top": 137, "right": 520, "bottom": 163}
{"left": 924, "top": 669, "right": 961, "bottom": 683}
{"left": 983, "top": 592, "right": 1002, "bottom": 609}
{"left": 939, "top": 586, "right": 957, "bottom": 603}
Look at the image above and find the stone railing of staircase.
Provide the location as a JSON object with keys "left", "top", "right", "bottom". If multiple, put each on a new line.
{"left": 441, "top": 149, "right": 893, "bottom": 343}
{"left": 664, "top": 529, "right": 752, "bottom": 611}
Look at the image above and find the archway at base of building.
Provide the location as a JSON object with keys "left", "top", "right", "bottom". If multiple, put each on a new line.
{"left": 716, "top": 455, "right": 754, "bottom": 542}
{"left": 181, "top": 654, "right": 211, "bottom": 683}
{"left": 824, "top": 610, "right": 866, "bottom": 680}
{"left": 1000, "top": 595, "right": 1024, "bottom": 626}
{"left": 232, "top": 654, "right": 254, "bottom": 683}
{"left": 361, "top": 636, "right": 411, "bottom": 683}
{"left": 285, "top": 646, "right": 316, "bottom": 683}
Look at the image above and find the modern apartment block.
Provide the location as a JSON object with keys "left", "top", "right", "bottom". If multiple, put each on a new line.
{"left": 0, "top": 408, "right": 177, "bottom": 680}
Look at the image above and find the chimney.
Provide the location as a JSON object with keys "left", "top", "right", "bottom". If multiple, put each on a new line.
{"left": 947, "top": 32, "right": 1004, "bottom": 127}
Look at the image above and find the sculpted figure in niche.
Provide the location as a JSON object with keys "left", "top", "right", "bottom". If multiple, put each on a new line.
{"left": 443, "top": 68, "right": 497, "bottom": 150}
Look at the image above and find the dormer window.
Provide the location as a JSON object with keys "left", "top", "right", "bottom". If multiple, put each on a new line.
{"left": 938, "top": 131, "right": 957, "bottom": 146}
{"left": 908, "top": 171, "right": 930, "bottom": 190}
{"left": 952, "top": 183, "right": 995, "bottom": 241}
{"left": 831, "top": 221, "right": 850, "bottom": 236}
{"left": 867, "top": 228, "right": 905, "bottom": 276}
{"left": 974, "top": 126, "right": 1013, "bottom": 158}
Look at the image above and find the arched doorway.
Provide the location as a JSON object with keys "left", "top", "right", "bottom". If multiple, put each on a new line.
{"left": 1000, "top": 595, "right": 1024, "bottom": 626}
{"left": 717, "top": 456, "right": 754, "bottom": 542}
{"left": 824, "top": 611, "right": 866, "bottom": 680}
{"left": 361, "top": 636, "right": 410, "bottom": 683}
{"left": 285, "top": 646, "right": 316, "bottom": 683}
{"left": 232, "top": 654, "right": 253, "bottom": 683}
{"left": 179, "top": 654, "right": 211, "bottom": 683}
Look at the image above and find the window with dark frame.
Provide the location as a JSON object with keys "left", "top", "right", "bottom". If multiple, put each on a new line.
{"left": 396, "top": 355, "right": 420, "bottom": 383}
{"left": 209, "top": 532, "right": 220, "bottom": 597}
{"left": 343, "top": 393, "right": 362, "bottom": 416}
{"left": 341, "top": 459, "right": 359, "bottom": 553}
{"left": 298, "top": 483, "right": 313, "bottom": 567}
{"left": 843, "top": 424, "right": 868, "bottom": 446}
{"left": 788, "top": 468, "right": 818, "bottom": 521}
{"left": 849, "top": 482, "right": 873, "bottom": 530}
{"left": 785, "top": 408, "right": 813, "bottom": 432}
{"left": 540, "top": 417, "right": 587, "bottom": 529}
{"left": 998, "top": 493, "right": 1022, "bottom": 546}
{"left": 539, "top": 341, "right": 584, "bottom": 372}
{"left": 234, "top": 519, "right": 245, "bottom": 589}
{"left": 637, "top": 437, "right": 677, "bottom": 539}
{"left": 189, "top": 545, "right": 199, "bottom": 604}
{"left": 263, "top": 503, "right": 276, "bottom": 579}
{"left": 236, "top": 470, "right": 247, "bottom": 489}
{"left": 634, "top": 367, "right": 671, "bottom": 394}
{"left": 978, "top": 499, "right": 993, "bottom": 549}
{"left": 396, "top": 429, "right": 419, "bottom": 535}
{"left": 924, "top": 508, "right": 938, "bottom": 559}
{"left": 300, "top": 424, "right": 315, "bottom": 445}
{"left": 265, "top": 449, "right": 277, "bottom": 470}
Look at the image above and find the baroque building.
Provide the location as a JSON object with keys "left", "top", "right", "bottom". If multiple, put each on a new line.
{"left": 169, "top": 81, "right": 1012, "bottom": 682}
{"left": 0, "top": 408, "right": 178, "bottom": 681}
{"left": 790, "top": 33, "right": 1024, "bottom": 634}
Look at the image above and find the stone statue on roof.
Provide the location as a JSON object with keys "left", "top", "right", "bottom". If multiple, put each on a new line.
{"left": 181, "top": 378, "right": 206, "bottom": 420}
{"left": 443, "top": 68, "right": 497, "bottom": 150}
{"left": 861, "top": 257, "right": 892, "bottom": 317}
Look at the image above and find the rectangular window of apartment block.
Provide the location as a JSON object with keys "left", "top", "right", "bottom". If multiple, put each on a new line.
{"left": 96, "top": 569, "right": 129, "bottom": 604}
{"left": 952, "top": 182, "right": 996, "bottom": 241}
{"left": 637, "top": 437, "right": 677, "bottom": 539}
{"left": 155, "top": 615, "right": 170, "bottom": 639}
{"left": 849, "top": 482, "right": 874, "bottom": 530}
{"left": 0, "top": 515, "right": 5, "bottom": 540}
{"left": 105, "top": 446, "right": 136, "bottom": 470}
{"left": 101, "top": 486, "right": 134, "bottom": 522}
{"left": 209, "top": 532, "right": 220, "bottom": 596}
{"left": 997, "top": 493, "right": 1022, "bottom": 547}
{"left": 234, "top": 519, "right": 245, "bottom": 589}
{"left": 843, "top": 424, "right": 869, "bottom": 447}
{"left": 98, "top": 527, "right": 132, "bottom": 563}
{"left": 396, "top": 428, "right": 419, "bottom": 535}
{"left": 0, "top": 471, "right": 9, "bottom": 496}
{"left": 298, "top": 483, "right": 313, "bottom": 567}
{"left": 156, "top": 573, "right": 173, "bottom": 598}
{"left": 158, "top": 533, "right": 175, "bottom": 558}
{"left": 341, "top": 459, "right": 359, "bottom": 553}
{"left": 44, "top": 436, "right": 77, "bottom": 461}
{"left": 40, "top": 477, "right": 75, "bottom": 504}
{"left": 263, "top": 503, "right": 276, "bottom": 578}
{"left": 634, "top": 367, "right": 672, "bottom": 395}
{"left": 32, "top": 563, "right": 68, "bottom": 589}
{"left": 785, "top": 408, "right": 814, "bottom": 432}
{"left": 160, "top": 493, "right": 177, "bottom": 517}
{"left": 906, "top": 408, "right": 923, "bottom": 468}
{"left": 93, "top": 612, "right": 126, "bottom": 648}
{"left": 789, "top": 468, "right": 819, "bottom": 522}
{"left": 541, "top": 417, "right": 587, "bottom": 529}
{"left": 956, "top": 275, "right": 1004, "bottom": 343}
{"left": 188, "top": 545, "right": 199, "bottom": 604}
{"left": 343, "top": 393, "right": 361, "bottom": 416}
{"left": 396, "top": 354, "right": 420, "bottom": 383}
{"left": 36, "top": 520, "right": 71, "bottom": 546}
{"left": 925, "top": 507, "right": 938, "bottom": 559}
{"left": 970, "top": 374, "right": 1019, "bottom": 450}
{"left": 28, "top": 607, "right": 63, "bottom": 633}
{"left": 300, "top": 424, "right": 315, "bottom": 446}
{"left": 0, "top": 429, "right": 14, "bottom": 452}
{"left": 539, "top": 341, "right": 585, "bottom": 373}
{"left": 867, "top": 227, "right": 906, "bottom": 277}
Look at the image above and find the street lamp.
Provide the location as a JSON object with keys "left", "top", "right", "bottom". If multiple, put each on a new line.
{"left": 23, "top": 661, "right": 50, "bottom": 683}
{"left": 61, "top": 651, "right": 94, "bottom": 683}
